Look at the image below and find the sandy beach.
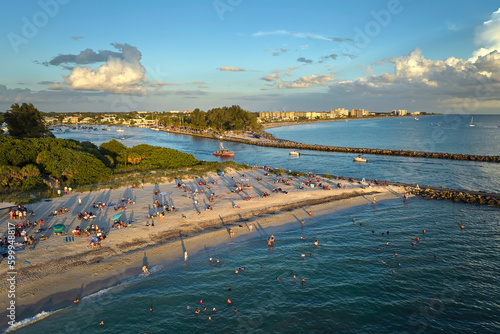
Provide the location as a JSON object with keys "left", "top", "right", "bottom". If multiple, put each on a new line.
{"left": 0, "top": 167, "right": 405, "bottom": 328}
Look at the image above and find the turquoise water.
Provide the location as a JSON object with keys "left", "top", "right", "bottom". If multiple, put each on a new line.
{"left": 10, "top": 115, "right": 499, "bottom": 333}
{"left": 10, "top": 197, "right": 500, "bottom": 333}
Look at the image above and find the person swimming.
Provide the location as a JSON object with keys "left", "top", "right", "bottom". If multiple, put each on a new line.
{"left": 301, "top": 236, "right": 306, "bottom": 240}
{"left": 100, "top": 321, "right": 104, "bottom": 326}
{"left": 227, "top": 298, "right": 232, "bottom": 305}
{"left": 301, "top": 252, "right": 305, "bottom": 258}
{"left": 228, "top": 286, "right": 231, "bottom": 291}
{"left": 313, "top": 240, "right": 318, "bottom": 246}
{"left": 301, "top": 279, "right": 306, "bottom": 285}
{"left": 293, "top": 275, "right": 296, "bottom": 280}
{"left": 195, "top": 308, "right": 200, "bottom": 314}
{"left": 150, "top": 306, "right": 153, "bottom": 312}
{"left": 74, "top": 297, "right": 79, "bottom": 304}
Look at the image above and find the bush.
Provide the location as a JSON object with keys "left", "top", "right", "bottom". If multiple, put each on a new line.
{"left": 22, "top": 176, "right": 47, "bottom": 191}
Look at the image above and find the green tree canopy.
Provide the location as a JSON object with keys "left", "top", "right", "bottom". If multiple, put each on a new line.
{"left": 4, "top": 103, "right": 54, "bottom": 138}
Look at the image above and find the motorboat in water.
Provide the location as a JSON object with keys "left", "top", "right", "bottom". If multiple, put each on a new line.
{"left": 353, "top": 155, "right": 368, "bottom": 163}
{"left": 117, "top": 129, "right": 124, "bottom": 132}
{"left": 213, "top": 142, "right": 234, "bottom": 157}
{"left": 289, "top": 150, "right": 300, "bottom": 156}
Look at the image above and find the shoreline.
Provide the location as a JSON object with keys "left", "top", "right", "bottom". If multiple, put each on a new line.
{"left": 0, "top": 168, "right": 405, "bottom": 330}
{"left": 260, "top": 114, "right": 434, "bottom": 129}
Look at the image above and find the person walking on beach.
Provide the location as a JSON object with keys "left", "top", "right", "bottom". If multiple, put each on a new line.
{"left": 184, "top": 250, "right": 188, "bottom": 262}
{"left": 78, "top": 197, "right": 81, "bottom": 205}
{"left": 249, "top": 224, "right": 252, "bottom": 233}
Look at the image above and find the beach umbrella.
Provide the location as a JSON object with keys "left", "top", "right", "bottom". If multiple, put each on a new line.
{"left": 53, "top": 224, "right": 65, "bottom": 233}
{"left": 111, "top": 213, "right": 122, "bottom": 220}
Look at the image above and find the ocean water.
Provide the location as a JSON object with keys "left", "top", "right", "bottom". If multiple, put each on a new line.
{"left": 53, "top": 115, "right": 500, "bottom": 193}
{"left": 268, "top": 114, "right": 500, "bottom": 156}
{"left": 10, "top": 197, "right": 500, "bottom": 333}
{"left": 11, "top": 115, "right": 499, "bottom": 333}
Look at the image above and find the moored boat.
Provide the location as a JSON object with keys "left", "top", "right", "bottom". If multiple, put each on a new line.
{"left": 289, "top": 150, "right": 300, "bottom": 156}
{"left": 353, "top": 155, "right": 368, "bottom": 163}
{"left": 213, "top": 142, "right": 234, "bottom": 157}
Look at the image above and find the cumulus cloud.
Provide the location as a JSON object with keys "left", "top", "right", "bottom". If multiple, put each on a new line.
{"left": 331, "top": 45, "right": 500, "bottom": 111}
{"left": 297, "top": 57, "right": 313, "bottom": 64}
{"left": 470, "top": 8, "right": 500, "bottom": 61}
{"left": 217, "top": 66, "right": 245, "bottom": 72}
{"left": 63, "top": 43, "right": 149, "bottom": 94}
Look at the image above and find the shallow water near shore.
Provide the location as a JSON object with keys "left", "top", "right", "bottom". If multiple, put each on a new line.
{"left": 10, "top": 197, "right": 500, "bottom": 333}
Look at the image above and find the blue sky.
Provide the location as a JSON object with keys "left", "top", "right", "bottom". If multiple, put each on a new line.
{"left": 1, "top": 0, "right": 499, "bottom": 113}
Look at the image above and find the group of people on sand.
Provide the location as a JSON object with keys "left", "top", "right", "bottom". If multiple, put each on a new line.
{"left": 8, "top": 205, "right": 32, "bottom": 219}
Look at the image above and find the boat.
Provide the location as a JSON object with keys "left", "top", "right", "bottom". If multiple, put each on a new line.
{"left": 469, "top": 117, "right": 475, "bottom": 127}
{"left": 289, "top": 150, "right": 300, "bottom": 157}
{"left": 415, "top": 117, "right": 419, "bottom": 120}
{"left": 213, "top": 142, "right": 234, "bottom": 157}
{"left": 353, "top": 155, "right": 368, "bottom": 163}
{"left": 117, "top": 129, "right": 124, "bottom": 132}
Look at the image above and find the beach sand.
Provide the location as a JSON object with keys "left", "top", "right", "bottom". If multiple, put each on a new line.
{"left": 0, "top": 168, "right": 405, "bottom": 328}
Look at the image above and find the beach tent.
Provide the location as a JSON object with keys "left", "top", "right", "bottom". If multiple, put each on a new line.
{"left": 53, "top": 224, "right": 65, "bottom": 233}
{"left": 217, "top": 170, "right": 224, "bottom": 176}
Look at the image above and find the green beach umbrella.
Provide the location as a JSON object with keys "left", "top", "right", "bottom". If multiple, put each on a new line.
{"left": 53, "top": 224, "right": 65, "bottom": 233}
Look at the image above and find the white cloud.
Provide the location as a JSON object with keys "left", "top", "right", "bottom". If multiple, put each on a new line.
{"left": 253, "top": 30, "right": 353, "bottom": 43}
{"left": 217, "top": 66, "right": 245, "bottom": 72}
{"left": 275, "top": 74, "right": 335, "bottom": 89}
{"left": 470, "top": 8, "right": 500, "bottom": 61}
{"left": 63, "top": 43, "right": 149, "bottom": 94}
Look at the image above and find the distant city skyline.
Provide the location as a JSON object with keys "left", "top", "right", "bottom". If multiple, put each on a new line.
{"left": 1, "top": 1, "right": 499, "bottom": 114}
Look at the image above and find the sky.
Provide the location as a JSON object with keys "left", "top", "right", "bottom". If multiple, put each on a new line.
{"left": 0, "top": 0, "right": 499, "bottom": 114}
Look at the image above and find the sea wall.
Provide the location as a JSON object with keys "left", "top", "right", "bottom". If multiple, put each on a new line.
{"left": 401, "top": 184, "right": 500, "bottom": 208}
{"left": 222, "top": 135, "right": 500, "bottom": 163}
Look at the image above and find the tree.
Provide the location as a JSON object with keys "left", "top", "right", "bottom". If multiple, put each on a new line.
{"left": 4, "top": 103, "right": 54, "bottom": 138}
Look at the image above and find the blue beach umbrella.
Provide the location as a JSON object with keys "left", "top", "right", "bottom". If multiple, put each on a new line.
{"left": 111, "top": 213, "right": 122, "bottom": 220}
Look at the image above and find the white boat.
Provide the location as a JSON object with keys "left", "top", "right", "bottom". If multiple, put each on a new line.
{"left": 116, "top": 129, "right": 124, "bottom": 132}
{"left": 469, "top": 117, "right": 475, "bottom": 127}
{"left": 289, "top": 150, "right": 300, "bottom": 157}
{"left": 353, "top": 155, "right": 368, "bottom": 163}
{"left": 415, "top": 117, "right": 419, "bottom": 120}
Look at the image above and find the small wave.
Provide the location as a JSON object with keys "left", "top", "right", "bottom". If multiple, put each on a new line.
{"left": 82, "top": 286, "right": 115, "bottom": 300}
{"left": 4, "top": 310, "right": 57, "bottom": 333}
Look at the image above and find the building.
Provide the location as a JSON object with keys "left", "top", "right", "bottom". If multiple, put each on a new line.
{"left": 350, "top": 109, "right": 369, "bottom": 117}
{"left": 330, "top": 108, "right": 349, "bottom": 118}
{"left": 392, "top": 109, "right": 408, "bottom": 116}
